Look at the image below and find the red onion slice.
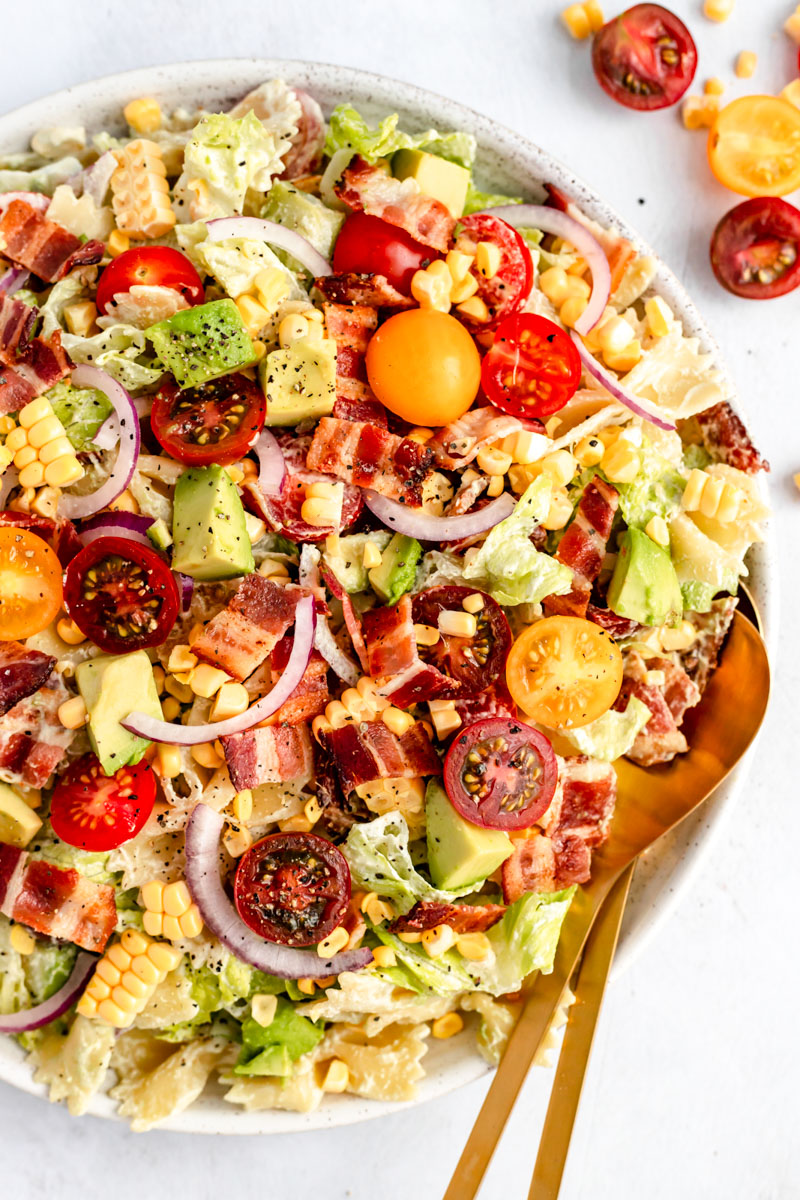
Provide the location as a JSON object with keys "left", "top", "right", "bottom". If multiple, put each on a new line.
{"left": 122, "top": 593, "right": 316, "bottom": 744}
{"left": 206, "top": 217, "right": 332, "bottom": 278}
{"left": 0, "top": 267, "right": 31, "bottom": 296}
{"left": 478, "top": 204, "right": 612, "bottom": 335}
{"left": 93, "top": 414, "right": 119, "bottom": 451}
{"left": 252, "top": 428, "right": 286, "bottom": 499}
{"left": 570, "top": 332, "right": 675, "bottom": 432}
{"left": 79, "top": 511, "right": 154, "bottom": 548}
{"left": 363, "top": 490, "right": 515, "bottom": 542}
{"left": 185, "top": 803, "right": 372, "bottom": 979}
{"left": 0, "top": 951, "right": 96, "bottom": 1034}
{"left": 59, "top": 366, "right": 140, "bottom": 520}
{"left": 175, "top": 571, "right": 194, "bottom": 612}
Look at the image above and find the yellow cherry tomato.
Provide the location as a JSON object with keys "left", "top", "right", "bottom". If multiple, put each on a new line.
{"left": 506, "top": 616, "right": 623, "bottom": 730}
{"left": 365, "top": 309, "right": 481, "bottom": 426}
{"left": 708, "top": 95, "right": 800, "bottom": 197}
{"left": 0, "top": 527, "right": 63, "bottom": 641}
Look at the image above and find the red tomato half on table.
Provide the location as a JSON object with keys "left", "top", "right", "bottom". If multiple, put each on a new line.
{"left": 480, "top": 313, "right": 581, "bottom": 421}
{"left": 444, "top": 717, "right": 558, "bottom": 831}
{"left": 50, "top": 754, "right": 157, "bottom": 850}
{"left": 592, "top": 4, "right": 697, "bottom": 111}
{"left": 710, "top": 197, "right": 800, "bottom": 299}
{"left": 332, "top": 211, "right": 436, "bottom": 294}
{"left": 96, "top": 246, "right": 204, "bottom": 315}
{"left": 452, "top": 214, "right": 533, "bottom": 330}
{"left": 151, "top": 373, "right": 266, "bottom": 466}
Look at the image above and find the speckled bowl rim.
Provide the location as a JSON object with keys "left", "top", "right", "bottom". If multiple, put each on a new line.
{"left": 0, "top": 58, "right": 776, "bottom": 1135}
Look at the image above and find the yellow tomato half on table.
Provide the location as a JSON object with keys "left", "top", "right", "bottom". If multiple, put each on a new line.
{"left": 708, "top": 95, "right": 800, "bottom": 198}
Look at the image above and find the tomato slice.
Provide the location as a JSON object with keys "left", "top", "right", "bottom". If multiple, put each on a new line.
{"left": 710, "top": 198, "right": 800, "bottom": 299}
{"left": 0, "top": 526, "right": 63, "bottom": 641}
{"left": 453, "top": 214, "right": 533, "bottom": 330}
{"left": 708, "top": 96, "right": 800, "bottom": 198}
{"left": 444, "top": 716, "right": 557, "bottom": 831}
{"left": 63, "top": 536, "right": 179, "bottom": 654}
{"left": 592, "top": 4, "right": 697, "bottom": 111}
{"left": 151, "top": 373, "right": 266, "bottom": 467}
{"left": 506, "top": 616, "right": 623, "bottom": 730}
{"left": 96, "top": 246, "right": 204, "bottom": 315}
{"left": 411, "top": 585, "right": 512, "bottom": 700}
{"left": 332, "top": 212, "right": 436, "bottom": 295}
{"left": 255, "top": 433, "right": 363, "bottom": 542}
{"left": 233, "top": 831, "right": 351, "bottom": 946}
{"left": 50, "top": 754, "right": 156, "bottom": 848}
{"left": 481, "top": 313, "right": 581, "bottom": 421}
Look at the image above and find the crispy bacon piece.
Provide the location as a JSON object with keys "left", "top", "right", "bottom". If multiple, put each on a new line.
{"left": 332, "top": 397, "right": 388, "bottom": 427}
{"left": 453, "top": 683, "right": 517, "bottom": 727}
{"left": 336, "top": 157, "right": 455, "bottom": 252}
{"left": 316, "top": 272, "right": 414, "bottom": 310}
{"left": 586, "top": 603, "right": 641, "bottom": 641}
{"left": 680, "top": 596, "right": 737, "bottom": 695}
{"left": 264, "top": 637, "right": 329, "bottom": 726}
{"left": 0, "top": 641, "right": 57, "bottom": 718}
{"left": 282, "top": 89, "right": 326, "bottom": 179}
{"left": 323, "top": 719, "right": 441, "bottom": 795}
{"left": 694, "top": 401, "right": 768, "bottom": 474}
{"left": 306, "top": 415, "right": 435, "bottom": 504}
{"left": 323, "top": 302, "right": 378, "bottom": 406}
{"left": 0, "top": 671, "right": 74, "bottom": 788}
{"left": 389, "top": 900, "right": 506, "bottom": 934}
{"left": 190, "top": 576, "right": 309, "bottom": 681}
{"left": 613, "top": 652, "right": 700, "bottom": 767}
{"left": 544, "top": 477, "right": 619, "bottom": 618}
{"left": 221, "top": 723, "right": 314, "bottom": 791}
{"left": 0, "top": 322, "right": 71, "bottom": 414}
{"left": 0, "top": 511, "right": 82, "bottom": 567}
{"left": 0, "top": 293, "right": 36, "bottom": 360}
{"left": 0, "top": 842, "right": 25, "bottom": 911}
{"left": 362, "top": 594, "right": 451, "bottom": 706}
{"left": 0, "top": 848, "right": 117, "bottom": 952}
{"left": 319, "top": 563, "right": 370, "bottom": 674}
{"left": 312, "top": 737, "right": 371, "bottom": 838}
{"left": 0, "top": 198, "right": 104, "bottom": 282}
{"left": 429, "top": 405, "right": 524, "bottom": 470}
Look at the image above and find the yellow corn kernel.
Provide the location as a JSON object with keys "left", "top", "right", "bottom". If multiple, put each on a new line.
{"left": 151, "top": 665, "right": 166, "bottom": 695}
{"left": 57, "top": 696, "right": 88, "bottom": 730}
{"left": 179, "top": 906, "right": 203, "bottom": 938}
{"left": 167, "top": 645, "right": 198, "bottom": 674}
{"left": 18, "top": 397, "right": 52, "bottom": 428}
{"left": 278, "top": 313, "right": 310, "bottom": 347}
{"left": 682, "top": 96, "right": 719, "bottom": 130}
{"left": 254, "top": 268, "right": 290, "bottom": 312}
{"left": 0, "top": 415, "right": 15, "bottom": 435}
{"left": 192, "top": 742, "right": 224, "bottom": 770}
{"left": 5, "top": 426, "right": 28, "bottom": 453}
{"left": 703, "top": 0, "right": 733, "bottom": 20}
{"left": 108, "top": 488, "right": 139, "bottom": 513}
{"left": 362, "top": 540, "right": 383, "bottom": 570}
{"left": 229, "top": 790, "right": 253, "bottom": 825}
{"left": 645, "top": 515, "right": 670, "bottom": 547}
{"left": 44, "top": 457, "right": 84, "bottom": 488}
{"left": 660, "top": 620, "right": 697, "bottom": 651}
{"left": 278, "top": 811, "right": 314, "bottom": 835}
{"left": 432, "top": 1012, "right": 465, "bottom": 1039}
{"left": 63, "top": 300, "right": 98, "bottom": 338}
{"left": 381, "top": 706, "right": 415, "bottom": 737}
{"left": 421, "top": 923, "right": 458, "bottom": 958}
{"left": 140, "top": 879, "right": 165, "bottom": 912}
{"left": 236, "top": 294, "right": 269, "bottom": 338}
{"left": 30, "top": 486, "right": 61, "bottom": 520}
{"left": 190, "top": 663, "right": 230, "bottom": 698}
{"left": 406, "top": 426, "right": 434, "bottom": 444}
{"left": 476, "top": 445, "right": 512, "bottom": 476}
{"left": 644, "top": 295, "right": 673, "bottom": 338}
{"left": 398, "top": 930, "right": 423, "bottom": 944}
{"left": 781, "top": 79, "right": 800, "bottom": 110}
{"left": 601, "top": 440, "right": 640, "bottom": 484}
{"left": 111, "top": 139, "right": 175, "bottom": 239}
{"left": 596, "top": 315, "right": 635, "bottom": 358}
{"left": 13, "top": 445, "right": 38, "bottom": 470}
{"left": 159, "top": 696, "right": 179, "bottom": 721}
{"left": 475, "top": 240, "right": 502, "bottom": 280}
{"left": 438, "top": 610, "right": 477, "bottom": 638}
{"left": 251, "top": 993, "right": 278, "bottom": 1027}
{"left": 258, "top": 556, "right": 290, "bottom": 580}
{"left": 456, "top": 932, "right": 492, "bottom": 961}
{"left": 603, "top": 341, "right": 642, "bottom": 372}
{"left": 542, "top": 487, "right": 573, "bottom": 531}
{"left": 107, "top": 229, "right": 130, "bottom": 258}
{"left": 27, "top": 415, "right": 64, "bottom": 449}
{"left": 734, "top": 50, "right": 756, "bottom": 79}
{"left": 503, "top": 428, "right": 548, "bottom": 465}
{"left": 56, "top": 617, "right": 86, "bottom": 645}
{"left": 448, "top": 272, "right": 479, "bottom": 303}
{"left": 411, "top": 260, "right": 453, "bottom": 313}
{"left": 9, "top": 925, "right": 36, "bottom": 955}
{"left": 156, "top": 743, "right": 182, "bottom": 780}
{"left": 18, "top": 462, "right": 45, "bottom": 488}
{"left": 301, "top": 497, "right": 339, "bottom": 527}
{"left": 130, "top": 955, "right": 159, "bottom": 986}
{"left": 142, "top": 910, "right": 163, "bottom": 937}
{"left": 445, "top": 249, "right": 475, "bottom": 285}
{"left": 324, "top": 699, "right": 352, "bottom": 730}
{"left": 159, "top": 915, "right": 181, "bottom": 941}
{"left": 456, "top": 295, "right": 490, "bottom": 323}
{"left": 428, "top": 699, "right": 462, "bottom": 739}
{"left": 583, "top": 0, "right": 604, "bottom": 28}
{"left": 538, "top": 266, "right": 571, "bottom": 304}
{"left": 161, "top": 881, "right": 191, "bottom": 917}
{"left": 340, "top": 687, "right": 377, "bottom": 722}
{"left": 146, "top": 940, "right": 182, "bottom": 973}
{"left": 508, "top": 463, "right": 542, "bottom": 495}
{"left": 361, "top": 893, "right": 395, "bottom": 925}
{"left": 124, "top": 97, "right": 162, "bottom": 134}
{"left": 681, "top": 468, "right": 706, "bottom": 512}
{"left": 371, "top": 945, "right": 397, "bottom": 969}
{"left": 540, "top": 449, "right": 577, "bottom": 488}
{"left": 420, "top": 470, "right": 455, "bottom": 516}
{"left": 92, "top": 998, "right": 127, "bottom": 1026}
{"left": 210, "top": 681, "right": 250, "bottom": 722}
{"left": 559, "top": 295, "right": 588, "bottom": 329}
{"left": 561, "top": 2, "right": 591, "bottom": 38}
{"left": 304, "top": 796, "right": 322, "bottom": 826}
{"left": 317, "top": 927, "right": 350, "bottom": 958}
{"left": 107, "top": 943, "right": 132, "bottom": 972}
{"left": 704, "top": 77, "right": 725, "bottom": 96}
{"left": 643, "top": 669, "right": 666, "bottom": 687}
{"left": 786, "top": 11, "right": 800, "bottom": 43}
{"left": 164, "top": 676, "right": 193, "bottom": 703}
{"left": 321, "top": 1059, "right": 350, "bottom": 1093}
{"left": 296, "top": 978, "right": 317, "bottom": 996}
{"left": 461, "top": 593, "right": 485, "bottom": 617}
{"left": 574, "top": 435, "right": 605, "bottom": 467}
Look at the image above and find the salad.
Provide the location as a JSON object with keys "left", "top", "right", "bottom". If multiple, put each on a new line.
{"left": 0, "top": 78, "right": 768, "bottom": 1130}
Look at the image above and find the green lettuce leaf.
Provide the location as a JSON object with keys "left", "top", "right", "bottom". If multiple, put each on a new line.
{"left": 370, "top": 927, "right": 475, "bottom": 997}
{"left": 234, "top": 1001, "right": 324, "bottom": 1076}
{"left": 561, "top": 696, "right": 651, "bottom": 761}
{"left": 324, "top": 104, "right": 476, "bottom": 169}
{"left": 680, "top": 580, "right": 719, "bottom": 613}
{"left": 60, "top": 324, "right": 164, "bottom": 393}
{"left": 177, "top": 112, "right": 287, "bottom": 219}
{"left": 28, "top": 830, "right": 116, "bottom": 885}
{"left": 0, "top": 155, "right": 82, "bottom": 196}
{"left": 46, "top": 380, "right": 112, "bottom": 452}
{"left": 464, "top": 182, "right": 522, "bottom": 215}
{"left": 469, "top": 888, "right": 576, "bottom": 996}
{"left": 195, "top": 236, "right": 303, "bottom": 301}
{"left": 39, "top": 274, "right": 91, "bottom": 340}
{"left": 615, "top": 440, "right": 685, "bottom": 531}
{"left": 261, "top": 180, "right": 345, "bottom": 260}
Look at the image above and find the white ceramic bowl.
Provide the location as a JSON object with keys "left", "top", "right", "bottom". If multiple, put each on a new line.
{"left": 0, "top": 59, "right": 776, "bottom": 1133}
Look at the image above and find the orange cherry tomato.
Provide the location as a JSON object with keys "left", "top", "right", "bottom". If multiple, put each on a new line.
{"left": 708, "top": 96, "right": 800, "bottom": 198}
{"left": 365, "top": 309, "right": 481, "bottom": 427}
{"left": 0, "top": 526, "right": 63, "bottom": 641}
{"left": 505, "top": 616, "right": 623, "bottom": 730}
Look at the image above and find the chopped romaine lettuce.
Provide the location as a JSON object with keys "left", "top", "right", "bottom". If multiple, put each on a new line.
{"left": 0, "top": 916, "right": 30, "bottom": 1015}
{"left": 46, "top": 380, "right": 112, "bottom": 452}
{"left": 468, "top": 888, "right": 576, "bottom": 995}
{"left": 28, "top": 831, "right": 116, "bottom": 885}
{"left": 615, "top": 440, "right": 685, "bottom": 531}
{"left": 192, "top": 234, "right": 304, "bottom": 301}
{"left": 464, "top": 182, "right": 522, "bottom": 215}
{"left": 370, "top": 926, "right": 475, "bottom": 997}
{"left": 234, "top": 1001, "right": 324, "bottom": 1076}
{"left": 261, "top": 180, "right": 345, "bottom": 260}
{"left": 561, "top": 696, "right": 651, "bottom": 761}
{"left": 23, "top": 941, "right": 77, "bottom": 1005}
{"left": 176, "top": 112, "right": 288, "bottom": 220}
{"left": 60, "top": 323, "right": 164, "bottom": 393}
{"left": 324, "top": 104, "right": 476, "bottom": 169}
{"left": 0, "top": 155, "right": 82, "bottom": 196}
{"left": 39, "top": 273, "right": 91, "bottom": 340}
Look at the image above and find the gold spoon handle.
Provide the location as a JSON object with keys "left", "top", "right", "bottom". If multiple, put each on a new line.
{"left": 528, "top": 862, "right": 636, "bottom": 1200}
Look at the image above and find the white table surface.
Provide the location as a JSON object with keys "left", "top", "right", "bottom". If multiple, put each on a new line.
{"left": 1, "top": 2, "right": 797, "bottom": 1196}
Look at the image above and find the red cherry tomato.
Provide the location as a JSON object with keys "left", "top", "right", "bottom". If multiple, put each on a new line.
{"left": 444, "top": 717, "right": 558, "bottom": 831}
{"left": 151, "top": 373, "right": 266, "bottom": 467}
{"left": 254, "top": 433, "right": 363, "bottom": 543}
{"left": 411, "top": 585, "right": 512, "bottom": 700}
{"left": 710, "top": 197, "right": 800, "bottom": 299}
{"left": 481, "top": 313, "right": 581, "bottom": 421}
{"left": 233, "top": 832, "right": 351, "bottom": 946}
{"left": 332, "top": 212, "right": 436, "bottom": 295}
{"left": 50, "top": 754, "right": 156, "bottom": 848}
{"left": 64, "top": 536, "right": 179, "bottom": 654}
{"left": 96, "top": 246, "right": 204, "bottom": 315}
{"left": 592, "top": 4, "right": 697, "bottom": 111}
{"left": 452, "top": 214, "right": 533, "bottom": 330}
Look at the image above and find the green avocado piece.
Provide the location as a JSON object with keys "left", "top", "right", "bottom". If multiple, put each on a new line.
{"left": 75, "top": 651, "right": 163, "bottom": 776}
{"left": 262, "top": 180, "right": 345, "bottom": 261}
{"left": 0, "top": 780, "right": 42, "bottom": 847}
{"left": 259, "top": 336, "right": 337, "bottom": 426}
{"left": 146, "top": 298, "right": 256, "bottom": 389}
{"left": 322, "top": 530, "right": 392, "bottom": 594}
{"left": 368, "top": 533, "right": 422, "bottom": 605}
{"left": 172, "top": 465, "right": 254, "bottom": 581}
{"left": 392, "top": 149, "right": 470, "bottom": 217}
{"left": 607, "top": 527, "right": 683, "bottom": 627}
{"left": 425, "top": 780, "right": 513, "bottom": 892}
{"left": 146, "top": 517, "right": 172, "bottom": 553}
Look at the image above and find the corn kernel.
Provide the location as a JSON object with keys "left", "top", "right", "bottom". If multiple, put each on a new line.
{"left": 643, "top": 669, "right": 666, "bottom": 687}
{"left": 108, "top": 488, "right": 139, "bottom": 513}
{"left": 660, "top": 621, "right": 697, "bottom": 651}
{"left": 297, "top": 978, "right": 317, "bottom": 996}
{"left": 476, "top": 445, "right": 512, "bottom": 476}
{"left": 362, "top": 540, "right": 383, "bottom": 570}
{"left": 18, "top": 462, "right": 44, "bottom": 488}
{"left": 9, "top": 925, "right": 36, "bottom": 955}
{"left": 559, "top": 295, "right": 588, "bottom": 329}
{"left": 398, "top": 930, "right": 423, "bottom": 944}
{"left": 781, "top": 80, "right": 800, "bottom": 110}
{"left": 735, "top": 51, "right": 757, "bottom": 79}
{"left": 5, "top": 426, "right": 28, "bottom": 453}
{"left": 57, "top": 696, "right": 88, "bottom": 730}
{"left": 475, "top": 240, "right": 502, "bottom": 280}
{"left": 486, "top": 475, "right": 504, "bottom": 499}
{"left": 456, "top": 932, "right": 491, "bottom": 961}
{"left": 542, "top": 487, "right": 574, "bottom": 531}
{"left": 601, "top": 440, "right": 640, "bottom": 483}
{"left": 456, "top": 295, "right": 490, "bottom": 323}
{"left": 422, "top": 923, "right": 458, "bottom": 958}
{"left": 644, "top": 295, "right": 673, "bottom": 338}
{"left": 301, "top": 497, "right": 339, "bottom": 527}
{"left": 406, "top": 426, "right": 434, "bottom": 444}
{"left": 277, "top": 815, "right": 313, "bottom": 835}
{"left": 190, "top": 663, "right": 230, "bottom": 698}
{"left": 704, "top": 77, "right": 725, "bottom": 96}
{"left": 258, "top": 556, "right": 290, "bottom": 580}
{"left": 304, "top": 796, "right": 322, "bottom": 825}
{"left": 94, "top": 999, "right": 128, "bottom": 1026}
{"left": 107, "top": 229, "right": 130, "bottom": 258}
{"left": 124, "top": 97, "right": 162, "bottom": 134}
{"left": 278, "top": 313, "right": 310, "bottom": 347}
{"left": 703, "top": 0, "right": 733, "bottom": 20}
{"left": 140, "top": 879, "right": 165, "bottom": 912}
{"left": 157, "top": 696, "right": 178, "bottom": 722}
{"left": 538, "top": 266, "right": 571, "bottom": 304}
{"left": 147, "top": 941, "right": 182, "bottom": 973}
{"left": 596, "top": 315, "right": 635, "bottom": 357}
{"left": 0, "top": 415, "right": 15, "bottom": 435}
{"left": 251, "top": 994, "right": 278, "bottom": 1027}
{"left": 603, "top": 341, "right": 642, "bottom": 372}
{"left": 449, "top": 273, "right": 479, "bottom": 304}
{"left": 502, "top": 429, "right": 548, "bottom": 465}
{"left": 432, "top": 1012, "right": 465, "bottom": 1039}
{"left": 253, "top": 268, "right": 290, "bottom": 312}
{"left": 645, "top": 515, "right": 670, "bottom": 547}
{"left": 156, "top": 743, "right": 182, "bottom": 780}
{"left": 130, "top": 955, "right": 160, "bottom": 986}
{"left": 18, "top": 397, "right": 52, "bottom": 428}
{"left": 164, "top": 676, "right": 193, "bottom": 703}
{"left": 63, "top": 300, "right": 98, "bottom": 338}
{"left": 161, "top": 881, "right": 191, "bottom": 917}
{"left": 44, "top": 457, "right": 84, "bottom": 487}
{"left": 30, "top": 486, "right": 61, "bottom": 520}
{"left": 210, "top": 681, "right": 250, "bottom": 722}
{"left": 574, "top": 436, "right": 605, "bottom": 467}
{"left": 27, "top": 415, "right": 64, "bottom": 449}
{"left": 56, "top": 617, "right": 86, "bottom": 645}
{"left": 192, "top": 742, "right": 224, "bottom": 770}
{"left": 682, "top": 96, "right": 720, "bottom": 130}
{"left": 786, "top": 12, "right": 800, "bottom": 43}
{"left": 13, "top": 445, "right": 37, "bottom": 470}
{"left": 438, "top": 610, "right": 477, "bottom": 638}
{"left": 428, "top": 699, "right": 462, "bottom": 739}
{"left": 321, "top": 1059, "right": 350, "bottom": 1093}
{"left": 445, "top": 250, "right": 475, "bottom": 285}
{"left": 179, "top": 907, "right": 203, "bottom": 938}
{"left": 381, "top": 706, "right": 415, "bottom": 737}
{"left": 372, "top": 945, "right": 397, "bottom": 968}
{"left": 361, "top": 893, "right": 395, "bottom": 925}
{"left": 168, "top": 644, "right": 198, "bottom": 674}
{"left": 411, "top": 261, "right": 452, "bottom": 313}
{"left": 540, "top": 449, "right": 577, "bottom": 488}
{"left": 317, "top": 927, "right": 350, "bottom": 958}
{"left": 583, "top": 0, "right": 604, "bottom": 29}
{"left": 561, "top": 2, "right": 591, "bottom": 38}
{"left": 95, "top": 959, "right": 121, "bottom": 987}
{"left": 236, "top": 294, "right": 269, "bottom": 338}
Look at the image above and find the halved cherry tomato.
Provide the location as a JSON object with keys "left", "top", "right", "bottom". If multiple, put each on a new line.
{"left": 151, "top": 373, "right": 266, "bottom": 467}
{"left": 63, "top": 536, "right": 179, "bottom": 654}
{"left": 366, "top": 309, "right": 481, "bottom": 426}
{"left": 0, "top": 527, "right": 63, "bottom": 641}
{"left": 332, "top": 212, "right": 435, "bottom": 295}
{"left": 452, "top": 214, "right": 533, "bottom": 330}
{"left": 708, "top": 96, "right": 800, "bottom": 198}
{"left": 253, "top": 433, "right": 363, "bottom": 542}
{"left": 411, "top": 585, "right": 511, "bottom": 699}
{"left": 506, "top": 616, "right": 623, "bottom": 730}
{"left": 96, "top": 246, "right": 204, "bottom": 315}
{"left": 592, "top": 5, "right": 697, "bottom": 111}
{"left": 50, "top": 754, "right": 156, "bottom": 848}
{"left": 710, "top": 198, "right": 800, "bottom": 299}
{"left": 481, "top": 313, "right": 581, "bottom": 421}
{"left": 444, "top": 716, "right": 557, "bottom": 831}
{"left": 234, "top": 831, "right": 351, "bottom": 946}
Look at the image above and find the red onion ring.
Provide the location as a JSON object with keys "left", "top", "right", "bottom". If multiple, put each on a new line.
{"left": 184, "top": 803, "right": 372, "bottom": 979}
{"left": 79, "top": 511, "right": 154, "bottom": 548}
{"left": 0, "top": 267, "right": 31, "bottom": 296}
{"left": 122, "top": 593, "right": 316, "bottom": 744}
{"left": 0, "top": 951, "right": 96, "bottom": 1034}
{"left": 206, "top": 217, "right": 332, "bottom": 277}
{"left": 363, "top": 490, "right": 515, "bottom": 542}
{"left": 59, "top": 366, "right": 141, "bottom": 520}
{"left": 174, "top": 571, "right": 194, "bottom": 612}
{"left": 0, "top": 465, "right": 19, "bottom": 508}
{"left": 252, "top": 428, "right": 286, "bottom": 499}
{"left": 93, "top": 414, "right": 119, "bottom": 451}
{"left": 570, "top": 332, "right": 676, "bottom": 431}
{"left": 478, "top": 204, "right": 612, "bottom": 335}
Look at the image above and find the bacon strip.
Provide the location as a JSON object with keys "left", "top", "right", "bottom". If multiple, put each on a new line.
{"left": 323, "top": 301, "right": 379, "bottom": 407}
{"left": 319, "top": 564, "right": 370, "bottom": 674}
{"left": 316, "top": 272, "right": 414, "bottom": 310}
{"left": 332, "top": 397, "right": 388, "bottom": 427}
{"left": 585, "top": 603, "right": 641, "bottom": 641}
{"left": 220, "top": 723, "right": 314, "bottom": 791}
{"left": 262, "top": 638, "right": 329, "bottom": 726}
{"left": 362, "top": 594, "right": 451, "bottom": 706}
{"left": 694, "top": 401, "right": 768, "bottom": 474}
{"left": 0, "top": 847, "right": 116, "bottom": 952}
{"left": 323, "top": 719, "right": 441, "bottom": 795}
{"left": 389, "top": 900, "right": 506, "bottom": 934}
{"left": 0, "top": 317, "right": 71, "bottom": 414}
{"left": 429, "top": 405, "right": 524, "bottom": 470}
{"left": 544, "top": 477, "right": 619, "bottom": 618}
{"left": 306, "top": 415, "right": 435, "bottom": 505}
{"left": 336, "top": 157, "right": 455, "bottom": 252}
{"left": 0, "top": 294, "right": 36, "bottom": 360}
{"left": 0, "top": 672, "right": 74, "bottom": 788}
{"left": 0, "top": 641, "right": 57, "bottom": 718}
{"left": 680, "top": 596, "right": 737, "bottom": 695}
{"left": 613, "top": 652, "right": 699, "bottom": 767}
{"left": 0, "top": 511, "right": 82, "bottom": 567}
{"left": 0, "top": 199, "right": 104, "bottom": 282}
{"left": 190, "top": 577, "right": 309, "bottom": 681}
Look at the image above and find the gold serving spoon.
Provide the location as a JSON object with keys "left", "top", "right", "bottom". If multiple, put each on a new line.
{"left": 444, "top": 606, "right": 770, "bottom": 1200}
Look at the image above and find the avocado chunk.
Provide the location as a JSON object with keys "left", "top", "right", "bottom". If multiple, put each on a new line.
{"left": 259, "top": 336, "right": 337, "bottom": 427}
{"left": 146, "top": 299, "right": 256, "bottom": 389}
{"left": 172, "top": 465, "right": 254, "bottom": 581}
{"left": 322, "top": 530, "right": 392, "bottom": 594}
{"left": 147, "top": 517, "right": 172, "bottom": 554}
{"left": 368, "top": 533, "right": 422, "bottom": 605}
{"left": 426, "top": 781, "right": 513, "bottom": 891}
{"left": 262, "top": 181, "right": 345, "bottom": 261}
{"left": 76, "top": 651, "right": 163, "bottom": 776}
{"left": 392, "top": 149, "right": 470, "bottom": 218}
{"left": 607, "top": 527, "right": 683, "bottom": 627}
{"left": 0, "top": 780, "right": 43, "bottom": 847}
